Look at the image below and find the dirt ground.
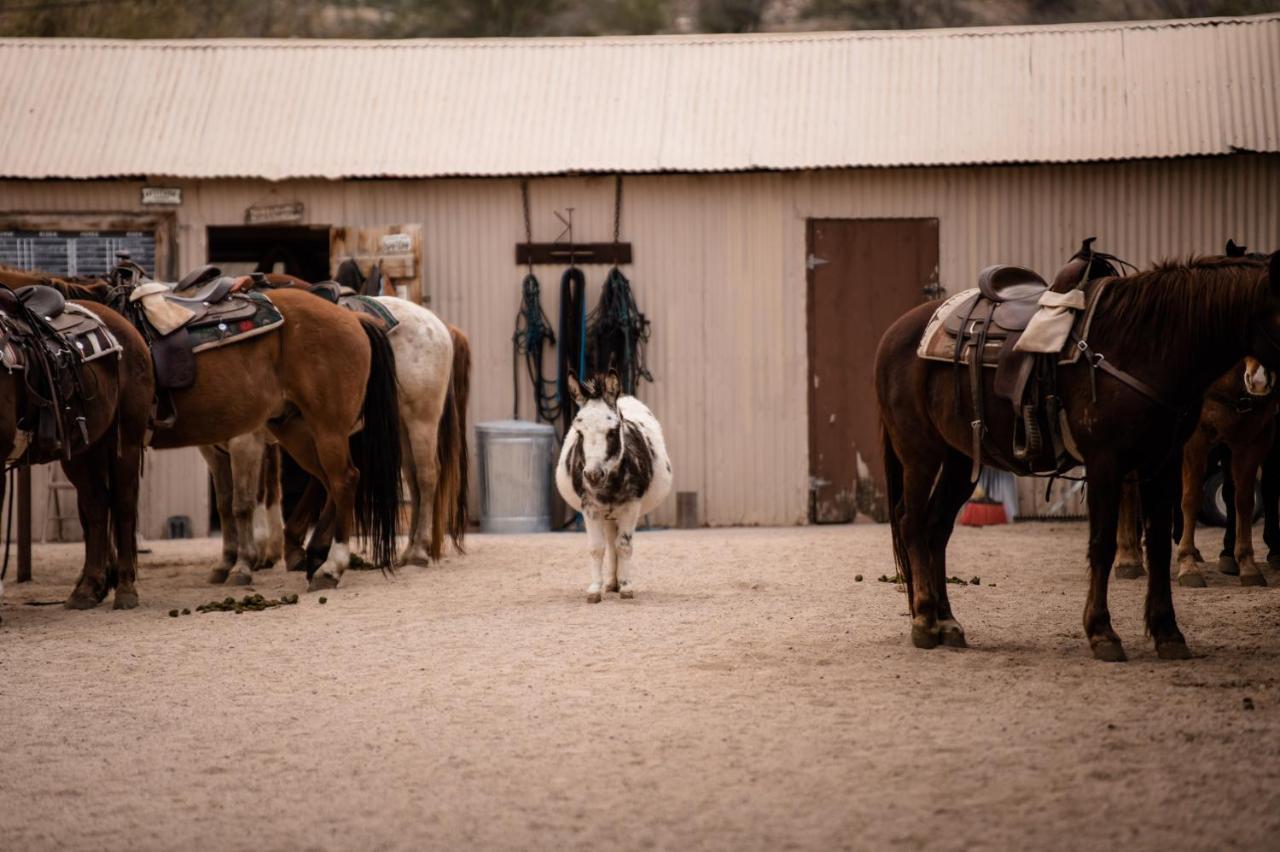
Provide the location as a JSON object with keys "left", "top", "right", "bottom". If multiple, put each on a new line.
{"left": 1, "top": 521, "right": 1278, "bottom": 852}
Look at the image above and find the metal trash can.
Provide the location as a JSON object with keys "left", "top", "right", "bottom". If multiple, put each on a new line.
{"left": 476, "top": 420, "right": 557, "bottom": 533}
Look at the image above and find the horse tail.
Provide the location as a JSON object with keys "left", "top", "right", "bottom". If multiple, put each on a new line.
{"left": 431, "top": 325, "right": 471, "bottom": 558}
{"left": 881, "top": 422, "right": 913, "bottom": 610}
{"left": 354, "top": 319, "right": 403, "bottom": 569}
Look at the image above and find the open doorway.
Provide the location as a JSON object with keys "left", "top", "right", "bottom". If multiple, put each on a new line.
{"left": 205, "top": 225, "right": 333, "bottom": 531}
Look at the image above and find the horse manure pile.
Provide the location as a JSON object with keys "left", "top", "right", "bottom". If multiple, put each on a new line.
{"left": 180, "top": 594, "right": 302, "bottom": 616}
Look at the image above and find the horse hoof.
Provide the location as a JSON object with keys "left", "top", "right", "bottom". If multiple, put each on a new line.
{"left": 619, "top": 589, "right": 634, "bottom": 599}
{"left": 1218, "top": 556, "right": 1240, "bottom": 576}
{"left": 1114, "top": 562, "right": 1145, "bottom": 580}
{"left": 285, "top": 553, "right": 308, "bottom": 573}
{"left": 1157, "top": 640, "right": 1193, "bottom": 660}
{"left": 940, "top": 625, "right": 967, "bottom": 648}
{"left": 64, "top": 591, "right": 99, "bottom": 610}
{"left": 308, "top": 572, "right": 340, "bottom": 592}
{"left": 911, "top": 624, "right": 941, "bottom": 650}
{"left": 586, "top": 591, "right": 602, "bottom": 604}
{"left": 1090, "top": 639, "right": 1128, "bottom": 663}
{"left": 112, "top": 590, "right": 139, "bottom": 610}
{"left": 208, "top": 568, "right": 230, "bottom": 584}
{"left": 1267, "top": 551, "right": 1280, "bottom": 568}
{"left": 1240, "top": 572, "right": 1268, "bottom": 587}
{"left": 605, "top": 581, "right": 620, "bottom": 593}
{"left": 254, "top": 559, "right": 277, "bottom": 572}
{"left": 230, "top": 572, "right": 254, "bottom": 586}
{"left": 1177, "top": 572, "right": 1207, "bottom": 588}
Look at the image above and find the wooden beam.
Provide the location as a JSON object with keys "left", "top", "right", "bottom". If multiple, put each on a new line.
{"left": 516, "top": 243, "right": 632, "bottom": 266}
{"left": 17, "top": 465, "right": 31, "bottom": 583}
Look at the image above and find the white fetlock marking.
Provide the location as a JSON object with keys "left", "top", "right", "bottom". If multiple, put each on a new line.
{"left": 253, "top": 505, "right": 269, "bottom": 550}
{"left": 323, "top": 542, "right": 351, "bottom": 578}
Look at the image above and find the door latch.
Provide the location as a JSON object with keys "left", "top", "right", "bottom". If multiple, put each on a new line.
{"left": 807, "top": 253, "right": 829, "bottom": 271}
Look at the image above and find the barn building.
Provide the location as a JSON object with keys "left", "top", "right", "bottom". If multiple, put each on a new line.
{"left": 1, "top": 13, "right": 1278, "bottom": 538}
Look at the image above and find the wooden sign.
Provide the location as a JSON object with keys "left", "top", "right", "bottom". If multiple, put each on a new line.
{"left": 141, "top": 187, "right": 182, "bottom": 206}
{"left": 245, "top": 202, "right": 304, "bottom": 225}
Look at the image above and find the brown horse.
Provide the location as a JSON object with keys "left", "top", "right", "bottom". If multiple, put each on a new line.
{"left": 0, "top": 270, "right": 154, "bottom": 610}
{"left": 41, "top": 264, "right": 404, "bottom": 590}
{"left": 876, "top": 251, "right": 1280, "bottom": 662}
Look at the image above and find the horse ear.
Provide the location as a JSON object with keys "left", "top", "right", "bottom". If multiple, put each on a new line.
{"left": 1227, "top": 239, "right": 1245, "bottom": 258}
{"left": 603, "top": 369, "right": 621, "bottom": 405}
{"left": 566, "top": 372, "right": 585, "bottom": 406}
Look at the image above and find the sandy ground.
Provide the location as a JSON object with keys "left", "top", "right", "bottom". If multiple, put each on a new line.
{"left": 1, "top": 522, "right": 1278, "bottom": 852}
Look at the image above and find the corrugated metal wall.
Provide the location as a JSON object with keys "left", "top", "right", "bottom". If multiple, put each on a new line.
{"left": 3, "top": 153, "right": 1278, "bottom": 528}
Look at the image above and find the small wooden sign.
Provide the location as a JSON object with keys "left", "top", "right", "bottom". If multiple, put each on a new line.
{"left": 381, "top": 233, "right": 412, "bottom": 254}
{"left": 245, "top": 202, "right": 305, "bottom": 225}
{"left": 141, "top": 187, "right": 182, "bottom": 206}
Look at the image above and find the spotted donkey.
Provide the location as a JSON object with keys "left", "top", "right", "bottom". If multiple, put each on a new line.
{"left": 556, "top": 370, "right": 673, "bottom": 602}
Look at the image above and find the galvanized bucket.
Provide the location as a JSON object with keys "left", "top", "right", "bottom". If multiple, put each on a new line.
{"left": 476, "top": 420, "right": 557, "bottom": 534}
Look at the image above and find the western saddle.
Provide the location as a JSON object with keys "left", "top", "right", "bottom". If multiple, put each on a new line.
{"left": 939, "top": 239, "right": 1126, "bottom": 479}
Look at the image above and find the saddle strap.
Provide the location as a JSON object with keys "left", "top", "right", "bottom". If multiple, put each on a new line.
{"left": 1072, "top": 334, "right": 1178, "bottom": 412}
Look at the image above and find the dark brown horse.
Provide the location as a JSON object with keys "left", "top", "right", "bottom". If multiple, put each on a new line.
{"left": 0, "top": 271, "right": 154, "bottom": 610}
{"left": 876, "top": 251, "right": 1280, "bottom": 661}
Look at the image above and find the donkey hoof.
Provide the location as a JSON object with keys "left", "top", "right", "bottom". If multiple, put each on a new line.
{"left": 619, "top": 588, "right": 635, "bottom": 599}
{"left": 1240, "top": 572, "right": 1268, "bottom": 587}
{"left": 208, "top": 567, "right": 231, "bottom": 584}
{"left": 1218, "top": 556, "right": 1240, "bottom": 576}
{"left": 1177, "top": 572, "right": 1207, "bottom": 588}
{"left": 308, "top": 572, "right": 340, "bottom": 592}
{"left": 1090, "top": 639, "right": 1128, "bottom": 663}
{"left": 64, "top": 591, "right": 99, "bottom": 610}
{"left": 911, "top": 623, "right": 941, "bottom": 650}
{"left": 605, "top": 581, "right": 620, "bottom": 593}
{"left": 112, "top": 590, "right": 139, "bottom": 610}
{"left": 1157, "top": 640, "right": 1193, "bottom": 660}
{"left": 586, "top": 591, "right": 602, "bottom": 604}
{"left": 1114, "top": 562, "right": 1145, "bottom": 580}
{"left": 230, "top": 571, "right": 254, "bottom": 587}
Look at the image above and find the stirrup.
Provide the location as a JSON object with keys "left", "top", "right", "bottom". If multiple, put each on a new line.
{"left": 153, "top": 394, "right": 177, "bottom": 430}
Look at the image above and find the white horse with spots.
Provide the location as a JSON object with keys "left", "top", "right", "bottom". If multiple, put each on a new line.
{"left": 556, "top": 371, "right": 672, "bottom": 602}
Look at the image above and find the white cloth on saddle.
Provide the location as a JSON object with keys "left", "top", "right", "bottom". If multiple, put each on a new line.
{"left": 1012, "top": 288, "right": 1087, "bottom": 354}
{"left": 916, "top": 288, "right": 980, "bottom": 359}
{"left": 128, "top": 281, "right": 194, "bottom": 336}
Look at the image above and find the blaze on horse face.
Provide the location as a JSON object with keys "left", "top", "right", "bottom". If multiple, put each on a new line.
{"left": 567, "top": 371, "right": 624, "bottom": 489}
{"left": 1243, "top": 357, "right": 1274, "bottom": 397}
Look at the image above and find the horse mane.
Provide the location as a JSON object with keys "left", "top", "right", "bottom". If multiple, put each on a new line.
{"left": 0, "top": 263, "right": 111, "bottom": 302}
{"left": 1095, "top": 255, "right": 1269, "bottom": 358}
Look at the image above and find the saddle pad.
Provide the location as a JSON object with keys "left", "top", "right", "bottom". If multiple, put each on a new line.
{"left": 188, "top": 292, "right": 285, "bottom": 354}
{"left": 0, "top": 303, "right": 122, "bottom": 372}
{"left": 338, "top": 295, "right": 400, "bottom": 334}
{"left": 917, "top": 280, "right": 1110, "bottom": 366}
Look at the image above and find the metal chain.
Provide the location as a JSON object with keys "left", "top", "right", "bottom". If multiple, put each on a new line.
{"left": 612, "top": 174, "right": 623, "bottom": 246}
{"left": 521, "top": 179, "right": 534, "bottom": 273}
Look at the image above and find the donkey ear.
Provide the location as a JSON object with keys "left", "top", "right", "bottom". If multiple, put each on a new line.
{"left": 566, "top": 372, "right": 585, "bottom": 406}
{"left": 603, "top": 369, "right": 622, "bottom": 405}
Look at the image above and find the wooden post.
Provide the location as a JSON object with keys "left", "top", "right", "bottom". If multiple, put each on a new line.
{"left": 17, "top": 465, "right": 31, "bottom": 582}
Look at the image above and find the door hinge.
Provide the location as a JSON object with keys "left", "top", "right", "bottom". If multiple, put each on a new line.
{"left": 807, "top": 253, "right": 829, "bottom": 271}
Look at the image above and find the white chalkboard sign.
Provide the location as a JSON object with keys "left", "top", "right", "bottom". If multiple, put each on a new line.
{"left": 0, "top": 229, "right": 156, "bottom": 277}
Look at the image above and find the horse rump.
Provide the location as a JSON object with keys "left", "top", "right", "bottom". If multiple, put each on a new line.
{"left": 431, "top": 326, "right": 472, "bottom": 560}
{"left": 353, "top": 319, "right": 403, "bottom": 569}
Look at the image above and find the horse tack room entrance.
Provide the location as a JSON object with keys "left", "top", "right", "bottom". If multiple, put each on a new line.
{"left": 806, "top": 218, "right": 939, "bottom": 524}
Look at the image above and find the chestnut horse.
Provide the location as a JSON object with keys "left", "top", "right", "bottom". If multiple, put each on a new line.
{"left": 0, "top": 270, "right": 154, "bottom": 610}
{"left": 36, "top": 265, "right": 404, "bottom": 590}
{"left": 877, "top": 252, "right": 1280, "bottom": 662}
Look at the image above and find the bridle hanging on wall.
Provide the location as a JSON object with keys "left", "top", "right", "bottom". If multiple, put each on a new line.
{"left": 511, "top": 180, "right": 562, "bottom": 425}
{"left": 586, "top": 175, "right": 652, "bottom": 395}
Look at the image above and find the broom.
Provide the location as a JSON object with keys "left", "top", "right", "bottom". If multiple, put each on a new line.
{"left": 959, "top": 482, "right": 1008, "bottom": 527}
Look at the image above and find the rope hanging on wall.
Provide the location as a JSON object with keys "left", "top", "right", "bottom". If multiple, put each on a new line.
{"left": 512, "top": 180, "right": 562, "bottom": 425}
{"left": 586, "top": 175, "right": 652, "bottom": 394}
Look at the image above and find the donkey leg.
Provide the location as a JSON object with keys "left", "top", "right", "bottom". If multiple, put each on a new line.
{"left": 1232, "top": 437, "right": 1269, "bottom": 587}
{"left": 927, "top": 450, "right": 977, "bottom": 648}
{"left": 1141, "top": 464, "right": 1191, "bottom": 659}
{"left": 603, "top": 519, "right": 620, "bottom": 593}
{"left": 584, "top": 513, "right": 607, "bottom": 603}
{"left": 612, "top": 509, "right": 641, "bottom": 598}
{"left": 1175, "top": 431, "right": 1211, "bottom": 587}
{"left": 199, "top": 445, "right": 238, "bottom": 584}
{"left": 62, "top": 454, "right": 112, "bottom": 610}
{"left": 226, "top": 431, "right": 266, "bottom": 585}
{"left": 1084, "top": 458, "right": 1126, "bottom": 661}
{"left": 1114, "top": 477, "right": 1145, "bottom": 579}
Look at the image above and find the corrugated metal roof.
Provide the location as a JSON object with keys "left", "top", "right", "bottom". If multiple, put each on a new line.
{"left": 1, "top": 14, "right": 1277, "bottom": 180}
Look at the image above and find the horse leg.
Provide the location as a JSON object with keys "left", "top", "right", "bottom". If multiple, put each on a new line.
{"left": 927, "top": 450, "right": 977, "bottom": 648}
{"left": 612, "top": 506, "right": 640, "bottom": 599}
{"left": 584, "top": 513, "right": 606, "bottom": 603}
{"left": 1084, "top": 457, "right": 1126, "bottom": 662}
{"left": 1141, "top": 464, "right": 1192, "bottom": 659}
{"left": 199, "top": 444, "right": 238, "bottom": 583}
{"left": 898, "top": 445, "right": 946, "bottom": 650}
{"left": 1114, "top": 477, "right": 1145, "bottom": 579}
{"left": 1219, "top": 446, "right": 1240, "bottom": 575}
{"left": 1261, "top": 438, "right": 1280, "bottom": 566}
{"left": 399, "top": 417, "right": 443, "bottom": 567}
{"left": 303, "top": 433, "right": 359, "bottom": 591}
{"left": 1175, "top": 430, "right": 1211, "bottom": 587}
{"left": 284, "top": 476, "right": 325, "bottom": 572}
{"left": 258, "top": 443, "right": 284, "bottom": 569}
{"left": 109, "top": 433, "right": 144, "bottom": 610}
{"left": 225, "top": 431, "right": 266, "bottom": 585}
{"left": 1232, "top": 436, "right": 1269, "bottom": 587}
{"left": 62, "top": 452, "right": 112, "bottom": 610}
{"left": 397, "top": 424, "right": 426, "bottom": 566}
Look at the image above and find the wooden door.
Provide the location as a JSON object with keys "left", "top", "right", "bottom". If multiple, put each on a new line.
{"left": 329, "top": 225, "right": 425, "bottom": 304}
{"left": 807, "top": 218, "right": 939, "bottom": 523}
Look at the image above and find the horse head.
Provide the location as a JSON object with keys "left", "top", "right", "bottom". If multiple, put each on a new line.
{"left": 566, "top": 369, "right": 626, "bottom": 489}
